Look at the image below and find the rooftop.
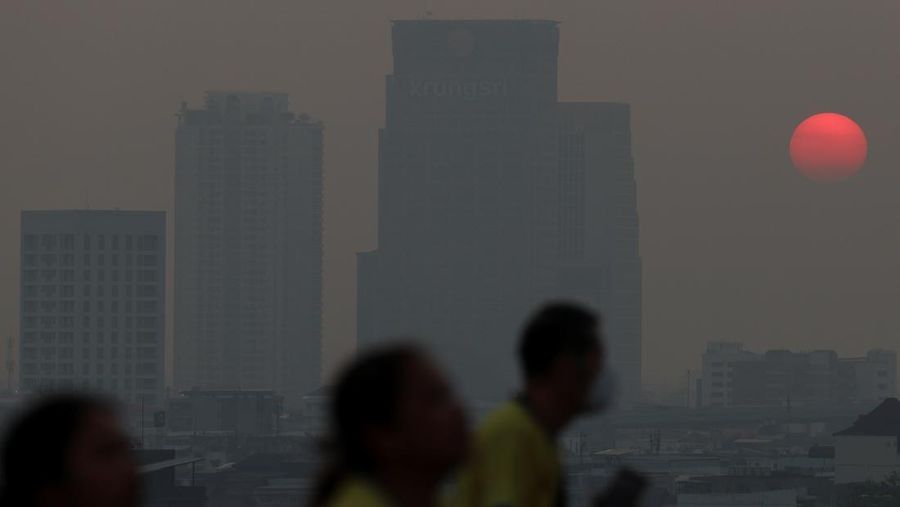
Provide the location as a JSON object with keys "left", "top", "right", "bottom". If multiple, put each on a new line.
{"left": 834, "top": 397, "right": 900, "bottom": 437}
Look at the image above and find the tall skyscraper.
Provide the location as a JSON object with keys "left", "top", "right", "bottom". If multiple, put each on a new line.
{"left": 19, "top": 210, "right": 166, "bottom": 406}
{"left": 358, "top": 20, "right": 641, "bottom": 402}
{"left": 175, "top": 92, "right": 323, "bottom": 407}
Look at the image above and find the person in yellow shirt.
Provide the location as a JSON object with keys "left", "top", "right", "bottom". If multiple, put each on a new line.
{"left": 455, "top": 302, "right": 614, "bottom": 507}
{"left": 313, "top": 343, "right": 469, "bottom": 507}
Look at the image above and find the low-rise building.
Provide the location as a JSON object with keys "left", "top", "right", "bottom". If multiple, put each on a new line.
{"left": 677, "top": 488, "right": 806, "bottom": 507}
{"left": 834, "top": 397, "right": 900, "bottom": 484}
{"left": 167, "top": 389, "right": 283, "bottom": 436}
{"left": 699, "top": 342, "right": 758, "bottom": 407}
{"left": 699, "top": 343, "right": 897, "bottom": 407}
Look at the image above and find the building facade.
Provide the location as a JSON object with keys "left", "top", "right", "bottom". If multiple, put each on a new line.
{"left": 167, "top": 389, "right": 282, "bottom": 435}
{"left": 357, "top": 20, "right": 641, "bottom": 402}
{"left": 699, "top": 341, "right": 758, "bottom": 407}
{"left": 175, "top": 92, "right": 323, "bottom": 407}
{"left": 699, "top": 342, "right": 898, "bottom": 407}
{"left": 19, "top": 210, "right": 166, "bottom": 405}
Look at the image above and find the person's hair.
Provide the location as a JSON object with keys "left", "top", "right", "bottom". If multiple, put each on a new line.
{"left": 518, "top": 302, "right": 601, "bottom": 381}
{"left": 312, "top": 343, "right": 422, "bottom": 506}
{"left": 1, "top": 393, "right": 116, "bottom": 507}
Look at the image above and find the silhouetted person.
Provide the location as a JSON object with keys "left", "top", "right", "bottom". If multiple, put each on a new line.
{"left": 454, "top": 302, "right": 617, "bottom": 507}
{"left": 0, "top": 394, "right": 138, "bottom": 507}
{"left": 313, "top": 344, "right": 469, "bottom": 507}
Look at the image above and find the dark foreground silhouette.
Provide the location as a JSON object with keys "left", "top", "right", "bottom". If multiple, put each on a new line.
{"left": 1, "top": 394, "right": 138, "bottom": 507}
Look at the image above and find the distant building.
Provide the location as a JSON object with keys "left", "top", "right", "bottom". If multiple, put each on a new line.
{"left": 834, "top": 397, "right": 900, "bottom": 484}
{"left": 357, "top": 20, "right": 641, "bottom": 402}
{"left": 298, "top": 386, "right": 328, "bottom": 436}
{"left": 137, "top": 449, "right": 206, "bottom": 507}
{"left": 19, "top": 210, "right": 166, "bottom": 406}
{"left": 677, "top": 488, "right": 807, "bottom": 507}
{"left": 167, "top": 389, "right": 283, "bottom": 436}
{"left": 699, "top": 342, "right": 758, "bottom": 406}
{"left": 841, "top": 349, "right": 898, "bottom": 402}
{"left": 175, "top": 92, "right": 324, "bottom": 408}
{"left": 699, "top": 342, "right": 897, "bottom": 407}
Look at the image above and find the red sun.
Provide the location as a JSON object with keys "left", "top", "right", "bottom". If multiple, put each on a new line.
{"left": 790, "top": 113, "right": 867, "bottom": 183}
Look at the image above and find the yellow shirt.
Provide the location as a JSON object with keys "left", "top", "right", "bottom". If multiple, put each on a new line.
{"left": 453, "top": 401, "right": 562, "bottom": 507}
{"left": 326, "top": 476, "right": 394, "bottom": 507}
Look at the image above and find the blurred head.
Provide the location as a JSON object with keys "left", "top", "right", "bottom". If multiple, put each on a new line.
{"left": 519, "top": 302, "right": 605, "bottom": 417}
{"left": 320, "top": 344, "right": 467, "bottom": 496}
{"left": 336, "top": 344, "right": 468, "bottom": 474}
{"left": 1, "top": 394, "right": 138, "bottom": 507}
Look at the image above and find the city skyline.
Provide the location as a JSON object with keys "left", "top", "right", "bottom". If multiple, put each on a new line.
{"left": 2, "top": 2, "right": 900, "bottom": 396}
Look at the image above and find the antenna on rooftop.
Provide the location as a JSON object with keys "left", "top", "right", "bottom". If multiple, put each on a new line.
{"left": 422, "top": 0, "right": 433, "bottom": 19}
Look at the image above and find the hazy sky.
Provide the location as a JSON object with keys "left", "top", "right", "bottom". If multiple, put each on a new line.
{"left": 2, "top": 0, "right": 900, "bottom": 395}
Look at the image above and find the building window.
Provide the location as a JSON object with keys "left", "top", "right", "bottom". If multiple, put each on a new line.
{"left": 41, "top": 234, "right": 57, "bottom": 250}
{"left": 137, "top": 255, "right": 157, "bottom": 267}
{"left": 137, "top": 235, "right": 158, "bottom": 251}
{"left": 137, "top": 317, "right": 156, "bottom": 329}
{"left": 137, "top": 285, "right": 157, "bottom": 298}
